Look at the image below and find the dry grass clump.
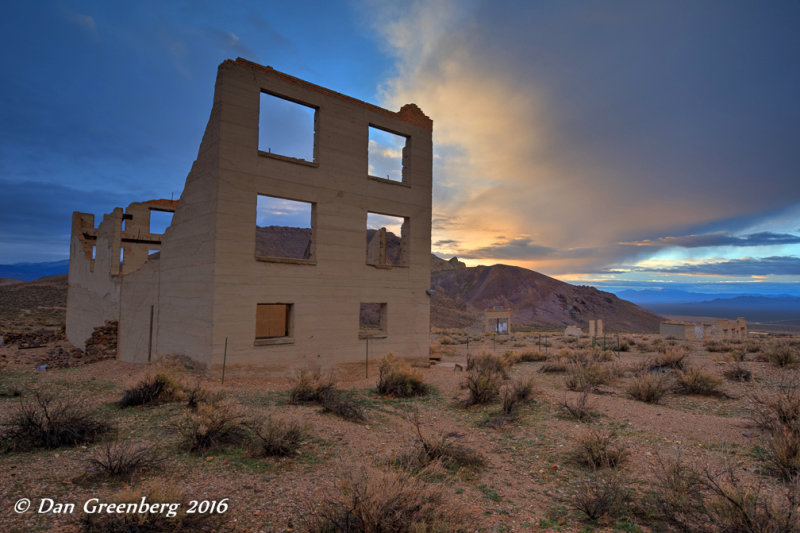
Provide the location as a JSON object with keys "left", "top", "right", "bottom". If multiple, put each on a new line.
{"left": 572, "top": 430, "right": 629, "bottom": 469}
{"left": 2, "top": 390, "right": 111, "bottom": 450}
{"left": 481, "top": 376, "right": 536, "bottom": 427}
{"left": 749, "top": 384, "right": 800, "bottom": 433}
{"left": 564, "top": 362, "right": 612, "bottom": 391}
{"left": 177, "top": 399, "right": 249, "bottom": 454}
{"left": 704, "top": 340, "right": 734, "bottom": 353}
{"left": 766, "top": 342, "right": 799, "bottom": 368}
{"left": 319, "top": 389, "right": 367, "bottom": 423}
{"left": 561, "top": 390, "right": 594, "bottom": 422}
{"left": 501, "top": 376, "right": 535, "bottom": 413}
{"left": 723, "top": 362, "right": 752, "bottom": 382}
{"left": 516, "top": 350, "right": 548, "bottom": 362}
{"left": 463, "top": 363, "right": 504, "bottom": 406}
{"left": 653, "top": 346, "right": 689, "bottom": 370}
{"left": 307, "top": 467, "right": 468, "bottom": 533}
{"left": 626, "top": 374, "right": 670, "bottom": 404}
{"left": 648, "top": 456, "right": 800, "bottom": 532}
{"left": 377, "top": 354, "right": 427, "bottom": 398}
{"left": 570, "top": 472, "right": 632, "bottom": 522}
{"left": 466, "top": 352, "right": 510, "bottom": 378}
{"left": 398, "top": 415, "right": 486, "bottom": 473}
{"left": 288, "top": 368, "right": 366, "bottom": 422}
{"left": 250, "top": 415, "right": 309, "bottom": 457}
{"left": 288, "top": 368, "right": 336, "bottom": 404}
{"left": 538, "top": 356, "right": 569, "bottom": 373}
{"left": 119, "top": 372, "right": 183, "bottom": 408}
{"left": 87, "top": 440, "right": 164, "bottom": 480}
{"left": 674, "top": 367, "right": 724, "bottom": 396}
{"left": 749, "top": 382, "right": 800, "bottom": 479}
{"left": 80, "top": 478, "right": 226, "bottom": 532}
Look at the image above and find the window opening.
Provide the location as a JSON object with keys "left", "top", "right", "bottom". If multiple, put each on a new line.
{"left": 150, "top": 210, "right": 174, "bottom": 234}
{"left": 256, "top": 195, "right": 314, "bottom": 261}
{"left": 259, "top": 92, "right": 316, "bottom": 162}
{"left": 368, "top": 126, "right": 407, "bottom": 182}
{"left": 359, "top": 303, "right": 387, "bottom": 337}
{"left": 366, "top": 212, "right": 407, "bottom": 266}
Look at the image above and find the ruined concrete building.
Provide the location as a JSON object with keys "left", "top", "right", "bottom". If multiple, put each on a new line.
{"left": 67, "top": 58, "right": 433, "bottom": 375}
{"left": 659, "top": 318, "right": 747, "bottom": 341}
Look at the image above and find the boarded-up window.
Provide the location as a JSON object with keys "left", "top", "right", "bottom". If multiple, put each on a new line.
{"left": 256, "top": 304, "right": 290, "bottom": 339}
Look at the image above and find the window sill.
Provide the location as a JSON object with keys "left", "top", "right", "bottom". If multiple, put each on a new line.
{"left": 256, "top": 256, "right": 316, "bottom": 265}
{"left": 359, "top": 333, "right": 388, "bottom": 340}
{"left": 368, "top": 175, "right": 410, "bottom": 188}
{"left": 255, "top": 337, "right": 295, "bottom": 346}
{"left": 258, "top": 151, "right": 318, "bottom": 168}
{"left": 367, "top": 263, "right": 408, "bottom": 269}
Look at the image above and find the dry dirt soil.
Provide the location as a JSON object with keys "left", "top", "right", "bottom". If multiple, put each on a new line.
{"left": 1, "top": 332, "right": 799, "bottom": 532}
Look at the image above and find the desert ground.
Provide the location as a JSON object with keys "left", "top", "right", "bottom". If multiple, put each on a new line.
{"left": 2, "top": 328, "right": 800, "bottom": 532}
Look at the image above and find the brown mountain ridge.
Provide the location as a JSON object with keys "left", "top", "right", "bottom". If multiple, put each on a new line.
{"left": 430, "top": 255, "right": 661, "bottom": 333}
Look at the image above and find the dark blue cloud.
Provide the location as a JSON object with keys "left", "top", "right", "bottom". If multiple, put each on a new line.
{"left": 621, "top": 232, "right": 800, "bottom": 249}
{"left": 457, "top": 237, "right": 555, "bottom": 260}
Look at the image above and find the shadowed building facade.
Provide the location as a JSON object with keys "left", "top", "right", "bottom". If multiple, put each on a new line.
{"left": 67, "top": 58, "right": 433, "bottom": 376}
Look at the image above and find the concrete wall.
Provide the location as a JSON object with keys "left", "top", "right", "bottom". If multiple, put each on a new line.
{"left": 68, "top": 59, "right": 433, "bottom": 375}
{"left": 202, "top": 60, "right": 432, "bottom": 375}
{"left": 659, "top": 322, "right": 689, "bottom": 339}
{"left": 66, "top": 211, "right": 122, "bottom": 348}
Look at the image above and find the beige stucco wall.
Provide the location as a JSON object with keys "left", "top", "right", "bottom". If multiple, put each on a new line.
{"left": 199, "top": 60, "right": 432, "bottom": 375}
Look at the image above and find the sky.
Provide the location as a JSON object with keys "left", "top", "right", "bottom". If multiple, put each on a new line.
{"left": 1, "top": 0, "right": 799, "bottom": 296}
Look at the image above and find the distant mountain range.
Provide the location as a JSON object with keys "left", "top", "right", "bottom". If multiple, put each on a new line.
{"left": 0, "top": 260, "right": 69, "bottom": 282}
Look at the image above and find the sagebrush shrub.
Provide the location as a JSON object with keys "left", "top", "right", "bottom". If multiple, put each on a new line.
{"left": 120, "top": 372, "right": 182, "bottom": 408}
{"left": 88, "top": 441, "right": 163, "bottom": 480}
{"left": 250, "top": 415, "right": 309, "bottom": 457}
{"left": 2, "top": 391, "right": 111, "bottom": 450}
{"left": 674, "top": 367, "right": 723, "bottom": 396}
{"left": 377, "top": 354, "right": 427, "bottom": 398}
{"left": 626, "top": 374, "right": 669, "bottom": 404}
{"left": 178, "top": 400, "right": 249, "bottom": 454}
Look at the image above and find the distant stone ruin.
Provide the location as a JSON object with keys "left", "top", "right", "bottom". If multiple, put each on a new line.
{"left": 485, "top": 306, "right": 511, "bottom": 335}
{"left": 659, "top": 317, "right": 747, "bottom": 341}
{"left": 564, "top": 325, "right": 582, "bottom": 337}
{"left": 588, "top": 319, "right": 604, "bottom": 338}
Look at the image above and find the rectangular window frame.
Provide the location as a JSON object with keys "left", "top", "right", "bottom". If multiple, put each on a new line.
{"left": 257, "top": 90, "right": 319, "bottom": 167}
{"left": 359, "top": 302, "right": 387, "bottom": 339}
{"left": 366, "top": 211, "right": 409, "bottom": 269}
{"left": 255, "top": 193, "right": 317, "bottom": 265}
{"left": 367, "top": 124, "right": 411, "bottom": 187}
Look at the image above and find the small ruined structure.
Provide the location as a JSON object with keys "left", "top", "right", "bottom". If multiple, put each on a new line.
{"left": 588, "top": 319, "right": 603, "bottom": 338}
{"left": 564, "top": 325, "right": 582, "bottom": 337}
{"left": 485, "top": 306, "right": 511, "bottom": 335}
{"left": 67, "top": 58, "right": 433, "bottom": 375}
{"left": 659, "top": 318, "right": 747, "bottom": 341}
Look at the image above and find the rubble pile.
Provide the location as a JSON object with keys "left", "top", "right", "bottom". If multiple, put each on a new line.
{"left": 83, "top": 320, "right": 118, "bottom": 361}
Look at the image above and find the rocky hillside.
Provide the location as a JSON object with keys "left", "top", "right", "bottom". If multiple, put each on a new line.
{"left": 430, "top": 256, "right": 661, "bottom": 333}
{"left": 0, "top": 274, "right": 67, "bottom": 334}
